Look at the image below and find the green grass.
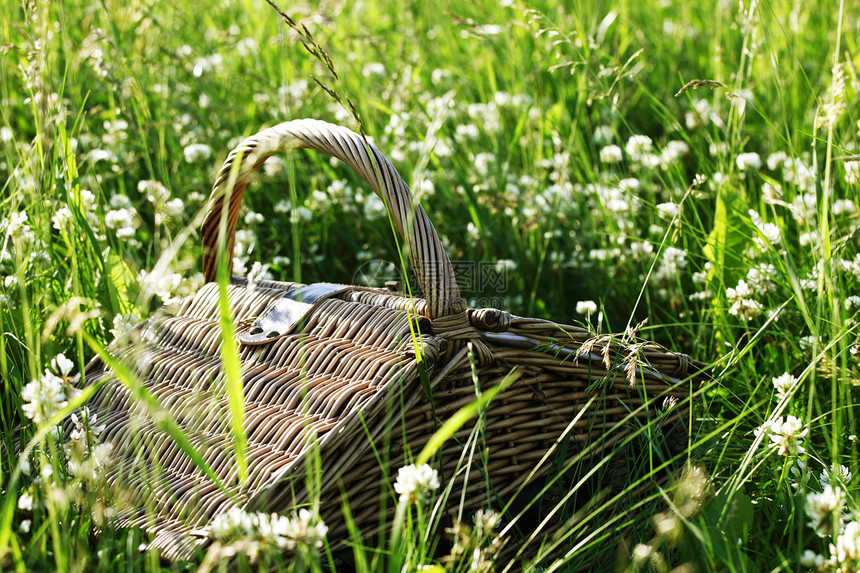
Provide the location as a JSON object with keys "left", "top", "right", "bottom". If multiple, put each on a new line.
{"left": 2, "top": 0, "right": 859, "bottom": 570}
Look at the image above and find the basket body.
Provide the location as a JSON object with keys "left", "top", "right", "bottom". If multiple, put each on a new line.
{"left": 74, "top": 119, "right": 706, "bottom": 560}
{"left": 82, "top": 278, "right": 701, "bottom": 560}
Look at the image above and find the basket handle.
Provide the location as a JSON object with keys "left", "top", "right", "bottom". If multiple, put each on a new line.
{"left": 201, "top": 118, "right": 464, "bottom": 319}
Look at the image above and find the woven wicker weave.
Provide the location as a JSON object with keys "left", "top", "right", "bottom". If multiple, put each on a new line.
{"left": 76, "top": 119, "right": 706, "bottom": 561}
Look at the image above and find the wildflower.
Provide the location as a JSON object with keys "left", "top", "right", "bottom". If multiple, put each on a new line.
{"left": 211, "top": 507, "right": 258, "bottom": 542}
{"left": 821, "top": 465, "right": 852, "bottom": 487}
{"left": 657, "top": 202, "right": 680, "bottom": 219}
{"left": 805, "top": 485, "right": 845, "bottom": 537}
{"left": 799, "top": 231, "right": 820, "bottom": 249}
{"left": 835, "top": 521, "right": 860, "bottom": 563}
{"left": 762, "top": 182, "right": 783, "bottom": 204}
{"left": 183, "top": 143, "right": 212, "bottom": 164}
{"left": 686, "top": 98, "right": 712, "bottom": 129}
{"left": 799, "top": 550, "right": 827, "bottom": 568}
{"left": 19, "top": 520, "right": 31, "bottom": 533}
{"left": 833, "top": 199, "right": 856, "bottom": 216}
{"left": 736, "top": 152, "right": 762, "bottom": 171}
{"left": 757, "top": 415, "right": 808, "bottom": 457}
{"left": 105, "top": 208, "right": 137, "bottom": 238}
{"left": 771, "top": 372, "right": 798, "bottom": 401}
{"left": 726, "top": 279, "right": 762, "bottom": 322}
{"left": 192, "top": 53, "right": 223, "bottom": 77}
{"left": 2, "top": 211, "right": 29, "bottom": 235}
{"left": 235, "top": 37, "right": 258, "bottom": 57}
{"left": 17, "top": 492, "right": 33, "bottom": 511}
{"left": 632, "top": 543, "right": 654, "bottom": 564}
{"left": 211, "top": 507, "right": 327, "bottom": 552}
{"left": 361, "top": 62, "right": 385, "bottom": 77}
{"left": 599, "top": 144, "right": 623, "bottom": 164}
{"left": 394, "top": 463, "right": 440, "bottom": 503}
{"left": 576, "top": 300, "right": 598, "bottom": 317}
{"left": 51, "top": 207, "right": 72, "bottom": 231}
{"left": 164, "top": 198, "right": 185, "bottom": 219}
{"left": 785, "top": 158, "right": 816, "bottom": 193}
{"left": 625, "top": 134, "right": 653, "bottom": 160}
{"left": 593, "top": 125, "right": 613, "bottom": 145}
{"left": 749, "top": 210, "right": 781, "bottom": 249}
{"left": 21, "top": 370, "right": 68, "bottom": 425}
{"left": 664, "top": 140, "right": 689, "bottom": 161}
{"left": 110, "top": 313, "right": 140, "bottom": 340}
{"left": 846, "top": 160, "right": 860, "bottom": 185}
{"left": 746, "top": 264, "right": 776, "bottom": 294}
{"left": 276, "top": 508, "right": 328, "bottom": 550}
{"left": 455, "top": 124, "right": 479, "bottom": 142}
{"left": 138, "top": 180, "right": 170, "bottom": 204}
{"left": 767, "top": 151, "right": 788, "bottom": 171}
{"left": 51, "top": 353, "right": 74, "bottom": 377}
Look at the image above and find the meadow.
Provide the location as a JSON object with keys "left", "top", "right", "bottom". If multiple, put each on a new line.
{"left": 1, "top": 0, "right": 859, "bottom": 570}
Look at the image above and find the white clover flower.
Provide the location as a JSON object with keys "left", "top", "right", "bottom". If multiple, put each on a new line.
{"left": 746, "top": 264, "right": 776, "bottom": 294}
{"left": 726, "top": 280, "right": 763, "bottom": 322}
{"left": 2, "top": 211, "right": 29, "bottom": 235}
{"left": 762, "top": 182, "right": 783, "bottom": 205}
{"left": 275, "top": 508, "right": 328, "bottom": 550}
{"left": 211, "top": 507, "right": 257, "bottom": 541}
{"left": 211, "top": 507, "right": 327, "bottom": 552}
{"left": 767, "top": 151, "right": 788, "bottom": 171}
{"left": 833, "top": 199, "right": 856, "bottom": 216}
{"left": 758, "top": 415, "right": 808, "bottom": 457}
{"left": 785, "top": 158, "right": 816, "bottom": 193}
{"left": 799, "top": 231, "right": 819, "bottom": 248}
{"left": 845, "top": 160, "right": 860, "bottom": 185}
{"left": 17, "top": 492, "right": 33, "bottom": 511}
{"left": 799, "top": 549, "right": 827, "bottom": 568}
{"left": 21, "top": 370, "right": 68, "bottom": 425}
{"left": 821, "top": 465, "right": 852, "bottom": 487}
{"left": 758, "top": 222, "right": 781, "bottom": 247}
{"left": 361, "top": 62, "right": 385, "bottom": 77}
{"left": 455, "top": 123, "right": 480, "bottom": 142}
{"left": 51, "top": 353, "right": 74, "bottom": 377}
{"left": 631, "top": 543, "right": 654, "bottom": 564}
{"left": 183, "top": 143, "right": 212, "bottom": 164}
{"left": 665, "top": 140, "right": 689, "bottom": 161}
{"left": 771, "top": 372, "right": 798, "bottom": 401}
{"left": 593, "top": 125, "right": 613, "bottom": 145}
{"left": 657, "top": 202, "right": 680, "bottom": 219}
{"left": 235, "top": 37, "right": 258, "bottom": 57}
{"left": 105, "top": 207, "right": 138, "bottom": 238}
{"left": 625, "top": 135, "right": 653, "bottom": 160}
{"left": 685, "top": 98, "right": 713, "bottom": 129}
{"left": 51, "top": 207, "right": 72, "bottom": 231}
{"left": 110, "top": 313, "right": 140, "bottom": 340}
{"left": 805, "top": 485, "right": 845, "bottom": 537}
{"left": 835, "top": 521, "right": 860, "bottom": 563}
{"left": 108, "top": 194, "right": 132, "bottom": 209}
{"left": 394, "top": 463, "right": 440, "bottom": 503}
{"left": 736, "top": 152, "right": 762, "bottom": 171}
{"left": 164, "top": 198, "right": 185, "bottom": 218}
{"left": 599, "top": 144, "right": 623, "bottom": 164}
{"left": 575, "top": 300, "right": 598, "bottom": 317}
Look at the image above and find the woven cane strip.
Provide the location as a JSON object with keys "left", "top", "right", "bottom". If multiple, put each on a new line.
{"left": 201, "top": 119, "right": 463, "bottom": 319}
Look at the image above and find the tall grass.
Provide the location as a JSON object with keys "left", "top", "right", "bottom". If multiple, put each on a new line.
{"left": 1, "top": 0, "right": 859, "bottom": 570}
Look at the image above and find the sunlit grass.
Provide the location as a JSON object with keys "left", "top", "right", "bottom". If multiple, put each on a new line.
{"left": 2, "top": 0, "right": 859, "bottom": 570}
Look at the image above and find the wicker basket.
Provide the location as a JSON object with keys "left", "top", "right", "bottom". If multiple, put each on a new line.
{"left": 77, "top": 119, "right": 706, "bottom": 561}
